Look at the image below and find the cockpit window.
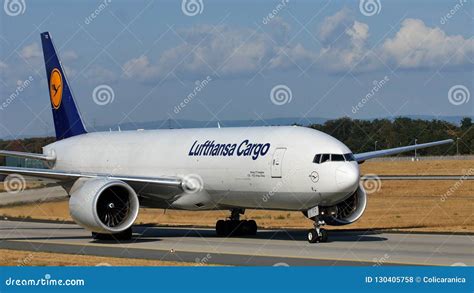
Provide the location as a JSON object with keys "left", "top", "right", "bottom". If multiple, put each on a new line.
{"left": 344, "top": 153, "right": 355, "bottom": 161}
{"left": 313, "top": 154, "right": 321, "bottom": 163}
{"left": 332, "top": 154, "right": 345, "bottom": 161}
{"left": 313, "top": 153, "right": 355, "bottom": 163}
{"left": 320, "top": 154, "right": 330, "bottom": 163}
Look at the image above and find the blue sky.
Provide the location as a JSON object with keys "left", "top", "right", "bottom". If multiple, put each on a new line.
{"left": 0, "top": 0, "right": 473, "bottom": 138}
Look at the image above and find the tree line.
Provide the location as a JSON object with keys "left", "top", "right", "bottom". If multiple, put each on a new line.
{"left": 308, "top": 117, "right": 472, "bottom": 156}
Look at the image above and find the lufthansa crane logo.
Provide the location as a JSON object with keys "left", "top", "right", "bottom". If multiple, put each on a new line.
{"left": 309, "top": 171, "right": 319, "bottom": 183}
{"left": 49, "top": 68, "right": 63, "bottom": 109}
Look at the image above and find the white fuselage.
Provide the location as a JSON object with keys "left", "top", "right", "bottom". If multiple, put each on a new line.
{"left": 43, "top": 126, "right": 360, "bottom": 211}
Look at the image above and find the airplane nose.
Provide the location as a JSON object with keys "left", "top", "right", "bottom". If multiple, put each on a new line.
{"left": 335, "top": 163, "right": 359, "bottom": 192}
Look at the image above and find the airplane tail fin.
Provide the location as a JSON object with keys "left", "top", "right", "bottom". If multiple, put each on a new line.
{"left": 40, "top": 32, "right": 87, "bottom": 140}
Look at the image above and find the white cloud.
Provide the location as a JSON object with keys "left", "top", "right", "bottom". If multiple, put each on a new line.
{"left": 317, "top": 8, "right": 373, "bottom": 72}
{"left": 122, "top": 9, "right": 473, "bottom": 82}
{"left": 122, "top": 23, "right": 319, "bottom": 82}
{"left": 62, "top": 50, "right": 79, "bottom": 61}
{"left": 84, "top": 66, "right": 117, "bottom": 83}
{"left": 123, "top": 55, "right": 160, "bottom": 82}
{"left": 380, "top": 18, "right": 474, "bottom": 69}
{"left": 318, "top": 7, "right": 353, "bottom": 45}
{"left": 19, "top": 43, "right": 42, "bottom": 60}
{"left": 268, "top": 43, "right": 317, "bottom": 70}
{"left": 317, "top": 10, "right": 473, "bottom": 72}
{"left": 164, "top": 25, "right": 271, "bottom": 76}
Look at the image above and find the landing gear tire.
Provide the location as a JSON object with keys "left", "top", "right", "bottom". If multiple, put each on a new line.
{"left": 215, "top": 219, "right": 257, "bottom": 237}
{"left": 320, "top": 228, "right": 328, "bottom": 242}
{"left": 307, "top": 228, "right": 328, "bottom": 243}
{"left": 92, "top": 227, "right": 133, "bottom": 241}
{"left": 307, "top": 229, "right": 318, "bottom": 243}
{"left": 216, "top": 220, "right": 228, "bottom": 237}
{"left": 246, "top": 220, "right": 257, "bottom": 235}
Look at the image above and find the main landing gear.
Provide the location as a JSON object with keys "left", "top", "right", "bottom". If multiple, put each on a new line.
{"left": 215, "top": 209, "right": 257, "bottom": 237}
{"left": 306, "top": 206, "right": 328, "bottom": 243}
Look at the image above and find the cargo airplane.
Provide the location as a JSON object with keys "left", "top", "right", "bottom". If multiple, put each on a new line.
{"left": 0, "top": 33, "right": 453, "bottom": 243}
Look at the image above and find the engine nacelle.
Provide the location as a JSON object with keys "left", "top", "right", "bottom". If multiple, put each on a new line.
{"left": 321, "top": 183, "right": 367, "bottom": 226}
{"left": 69, "top": 178, "right": 139, "bottom": 233}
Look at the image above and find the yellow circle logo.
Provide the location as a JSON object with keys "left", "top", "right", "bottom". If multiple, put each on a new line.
{"left": 49, "top": 68, "right": 63, "bottom": 109}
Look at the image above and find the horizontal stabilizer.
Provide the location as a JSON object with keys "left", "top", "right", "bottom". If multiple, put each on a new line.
{"left": 0, "top": 150, "right": 56, "bottom": 162}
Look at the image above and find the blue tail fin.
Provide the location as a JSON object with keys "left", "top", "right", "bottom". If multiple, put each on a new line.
{"left": 41, "top": 32, "right": 87, "bottom": 140}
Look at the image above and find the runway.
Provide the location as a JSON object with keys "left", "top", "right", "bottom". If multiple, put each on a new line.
{"left": 0, "top": 220, "right": 472, "bottom": 266}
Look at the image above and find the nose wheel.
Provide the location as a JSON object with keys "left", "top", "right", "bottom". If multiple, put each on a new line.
{"left": 307, "top": 227, "right": 328, "bottom": 243}
{"left": 215, "top": 209, "right": 258, "bottom": 237}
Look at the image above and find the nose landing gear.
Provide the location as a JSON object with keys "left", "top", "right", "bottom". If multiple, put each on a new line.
{"left": 307, "top": 219, "right": 328, "bottom": 243}
{"left": 215, "top": 209, "right": 258, "bottom": 237}
{"left": 306, "top": 206, "right": 329, "bottom": 243}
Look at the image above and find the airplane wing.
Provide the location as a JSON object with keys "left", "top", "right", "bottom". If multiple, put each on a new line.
{"left": 361, "top": 175, "right": 474, "bottom": 181}
{"left": 0, "top": 166, "right": 183, "bottom": 194}
{"left": 353, "top": 139, "right": 453, "bottom": 162}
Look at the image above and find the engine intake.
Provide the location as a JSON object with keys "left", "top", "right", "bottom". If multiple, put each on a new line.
{"left": 321, "top": 183, "right": 367, "bottom": 226}
{"left": 69, "top": 178, "right": 139, "bottom": 233}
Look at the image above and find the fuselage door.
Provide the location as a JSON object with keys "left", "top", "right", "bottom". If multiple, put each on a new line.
{"left": 271, "top": 147, "right": 287, "bottom": 178}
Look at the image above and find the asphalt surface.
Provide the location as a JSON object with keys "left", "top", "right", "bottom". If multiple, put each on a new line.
{"left": 0, "top": 186, "right": 67, "bottom": 206}
{"left": 0, "top": 220, "right": 472, "bottom": 266}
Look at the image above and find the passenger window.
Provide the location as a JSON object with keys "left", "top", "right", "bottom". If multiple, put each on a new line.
{"left": 313, "top": 154, "right": 321, "bottom": 164}
{"left": 320, "top": 154, "right": 330, "bottom": 163}
{"left": 332, "top": 154, "right": 345, "bottom": 161}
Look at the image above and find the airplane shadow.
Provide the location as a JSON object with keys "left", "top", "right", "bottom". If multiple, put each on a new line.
{"left": 0, "top": 223, "right": 387, "bottom": 243}
{"left": 134, "top": 226, "right": 387, "bottom": 242}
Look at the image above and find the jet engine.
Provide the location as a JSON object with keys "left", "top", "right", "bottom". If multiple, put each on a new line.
{"left": 69, "top": 178, "right": 139, "bottom": 233}
{"left": 320, "top": 183, "right": 367, "bottom": 226}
